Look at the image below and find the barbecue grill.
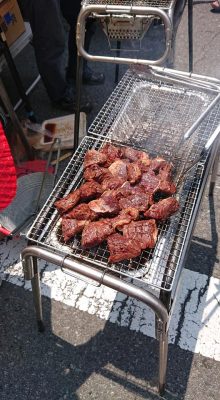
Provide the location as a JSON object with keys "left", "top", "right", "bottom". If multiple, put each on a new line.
{"left": 22, "top": 65, "right": 220, "bottom": 394}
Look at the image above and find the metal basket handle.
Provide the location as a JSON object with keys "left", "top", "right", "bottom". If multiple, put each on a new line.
{"left": 76, "top": 5, "right": 173, "bottom": 66}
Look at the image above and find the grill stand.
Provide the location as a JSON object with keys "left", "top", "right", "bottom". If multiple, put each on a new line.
{"left": 22, "top": 245, "right": 169, "bottom": 395}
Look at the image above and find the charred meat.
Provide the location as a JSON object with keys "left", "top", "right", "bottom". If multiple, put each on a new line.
{"left": 55, "top": 189, "right": 81, "bottom": 214}
{"left": 144, "top": 197, "right": 179, "bottom": 220}
{"left": 82, "top": 219, "right": 114, "bottom": 248}
{"left": 89, "top": 192, "right": 120, "bottom": 216}
{"left": 80, "top": 181, "right": 103, "bottom": 201}
{"left": 62, "top": 218, "right": 88, "bottom": 242}
{"left": 108, "top": 159, "right": 128, "bottom": 181}
{"left": 64, "top": 203, "right": 97, "bottom": 221}
{"left": 107, "top": 233, "right": 142, "bottom": 263}
{"left": 123, "top": 219, "right": 158, "bottom": 250}
{"left": 119, "top": 191, "right": 149, "bottom": 212}
{"left": 84, "top": 149, "right": 107, "bottom": 169}
{"left": 127, "top": 162, "right": 142, "bottom": 184}
{"left": 100, "top": 143, "right": 123, "bottom": 166}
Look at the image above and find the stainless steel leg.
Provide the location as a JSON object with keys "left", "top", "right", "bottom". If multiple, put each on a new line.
{"left": 30, "top": 256, "right": 44, "bottom": 332}
{"left": 158, "top": 320, "right": 169, "bottom": 396}
{"left": 209, "top": 144, "right": 220, "bottom": 195}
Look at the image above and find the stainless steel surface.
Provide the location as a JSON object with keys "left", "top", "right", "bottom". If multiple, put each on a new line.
{"left": 22, "top": 244, "right": 169, "bottom": 392}
{"left": 82, "top": 0, "right": 173, "bottom": 6}
{"left": 76, "top": 4, "right": 173, "bottom": 65}
{"left": 22, "top": 245, "right": 169, "bottom": 323}
{"left": 26, "top": 68, "right": 220, "bottom": 293}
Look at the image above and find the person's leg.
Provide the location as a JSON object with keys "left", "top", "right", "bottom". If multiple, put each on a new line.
{"left": 19, "top": 0, "right": 67, "bottom": 102}
{"left": 60, "top": 0, "right": 104, "bottom": 85}
{"left": 18, "top": 0, "right": 92, "bottom": 112}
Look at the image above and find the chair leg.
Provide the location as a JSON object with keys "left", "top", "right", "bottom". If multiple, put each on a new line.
{"left": 31, "top": 256, "right": 44, "bottom": 332}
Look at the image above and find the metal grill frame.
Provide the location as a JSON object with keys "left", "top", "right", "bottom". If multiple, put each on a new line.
{"left": 26, "top": 67, "right": 220, "bottom": 293}
{"left": 76, "top": 2, "right": 176, "bottom": 66}
{"left": 22, "top": 67, "right": 220, "bottom": 396}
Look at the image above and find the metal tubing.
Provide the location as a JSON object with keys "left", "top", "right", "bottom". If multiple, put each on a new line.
{"left": 22, "top": 246, "right": 168, "bottom": 324}
{"left": 76, "top": 5, "right": 172, "bottom": 66}
{"left": 209, "top": 140, "right": 220, "bottom": 195}
{"left": 184, "top": 93, "right": 220, "bottom": 140}
{"left": 74, "top": 54, "right": 84, "bottom": 152}
{"left": 188, "top": 0, "right": 193, "bottom": 72}
{"left": 30, "top": 256, "right": 44, "bottom": 332}
{"left": 22, "top": 245, "right": 169, "bottom": 392}
{"left": 0, "top": 78, "right": 34, "bottom": 159}
{"left": 14, "top": 75, "right": 41, "bottom": 112}
{"left": 1, "top": 34, "right": 36, "bottom": 122}
{"left": 158, "top": 326, "right": 168, "bottom": 395}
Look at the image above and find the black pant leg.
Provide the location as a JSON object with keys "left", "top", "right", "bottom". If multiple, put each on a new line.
{"left": 18, "top": 0, "right": 67, "bottom": 101}
{"left": 60, "top": 0, "right": 95, "bottom": 79}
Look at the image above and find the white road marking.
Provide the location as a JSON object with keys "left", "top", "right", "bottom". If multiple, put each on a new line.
{"left": 1, "top": 237, "right": 220, "bottom": 361}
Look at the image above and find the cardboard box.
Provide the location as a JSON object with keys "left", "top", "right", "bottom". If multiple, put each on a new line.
{"left": 0, "top": 0, "right": 25, "bottom": 46}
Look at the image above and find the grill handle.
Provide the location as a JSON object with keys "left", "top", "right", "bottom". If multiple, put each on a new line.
{"left": 76, "top": 5, "right": 172, "bottom": 66}
{"left": 184, "top": 93, "right": 220, "bottom": 140}
{"left": 176, "top": 123, "right": 220, "bottom": 186}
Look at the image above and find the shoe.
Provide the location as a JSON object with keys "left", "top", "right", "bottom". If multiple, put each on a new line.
{"left": 82, "top": 66, "right": 105, "bottom": 85}
{"left": 211, "top": 0, "right": 220, "bottom": 11}
{"left": 53, "top": 86, "right": 92, "bottom": 113}
{"left": 66, "top": 67, "right": 105, "bottom": 86}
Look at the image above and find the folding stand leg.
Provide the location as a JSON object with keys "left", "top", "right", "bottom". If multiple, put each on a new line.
{"left": 74, "top": 53, "right": 84, "bottom": 152}
{"left": 155, "top": 316, "right": 169, "bottom": 395}
{"left": 0, "top": 33, "right": 37, "bottom": 122}
{"left": 209, "top": 143, "right": 220, "bottom": 195}
{"left": 158, "top": 323, "right": 169, "bottom": 395}
{"left": 188, "top": 0, "right": 193, "bottom": 72}
{"left": 114, "top": 41, "right": 121, "bottom": 84}
{"left": 0, "top": 77, "right": 34, "bottom": 159}
{"left": 30, "top": 256, "right": 44, "bottom": 332}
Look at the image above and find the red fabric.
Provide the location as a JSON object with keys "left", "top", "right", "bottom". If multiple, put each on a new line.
{"left": 16, "top": 160, "right": 54, "bottom": 178}
{"left": 0, "top": 123, "right": 17, "bottom": 211}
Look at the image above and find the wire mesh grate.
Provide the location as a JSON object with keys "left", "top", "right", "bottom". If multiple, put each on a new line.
{"left": 27, "top": 69, "right": 220, "bottom": 292}
{"left": 82, "top": 0, "right": 173, "bottom": 8}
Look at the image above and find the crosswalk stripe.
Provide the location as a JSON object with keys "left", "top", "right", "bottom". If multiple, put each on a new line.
{"left": 1, "top": 237, "right": 220, "bottom": 361}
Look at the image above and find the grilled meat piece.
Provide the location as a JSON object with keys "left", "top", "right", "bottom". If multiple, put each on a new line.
{"left": 144, "top": 197, "right": 179, "bottom": 220}
{"left": 107, "top": 233, "right": 142, "bottom": 263}
{"left": 100, "top": 143, "right": 123, "bottom": 166}
{"left": 111, "top": 208, "right": 139, "bottom": 231}
{"left": 89, "top": 192, "right": 120, "bottom": 216}
{"left": 84, "top": 149, "right": 107, "bottom": 169}
{"left": 81, "top": 219, "right": 114, "bottom": 248}
{"left": 64, "top": 203, "right": 97, "bottom": 221}
{"left": 54, "top": 189, "right": 81, "bottom": 214}
{"left": 123, "top": 219, "right": 158, "bottom": 250}
{"left": 140, "top": 169, "right": 176, "bottom": 199}
{"left": 83, "top": 164, "right": 110, "bottom": 182}
{"left": 157, "top": 180, "right": 176, "bottom": 196}
{"left": 127, "top": 162, "right": 142, "bottom": 184}
{"left": 138, "top": 151, "right": 151, "bottom": 171}
{"left": 80, "top": 181, "right": 103, "bottom": 201}
{"left": 62, "top": 218, "right": 88, "bottom": 242}
{"left": 119, "top": 191, "right": 149, "bottom": 212}
{"left": 108, "top": 160, "right": 128, "bottom": 181}
{"left": 122, "top": 146, "right": 141, "bottom": 161}
{"left": 140, "top": 170, "right": 160, "bottom": 193}
{"left": 101, "top": 176, "right": 125, "bottom": 191}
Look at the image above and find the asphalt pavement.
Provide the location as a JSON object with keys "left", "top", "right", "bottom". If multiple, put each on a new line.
{"left": 0, "top": 2, "right": 220, "bottom": 400}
